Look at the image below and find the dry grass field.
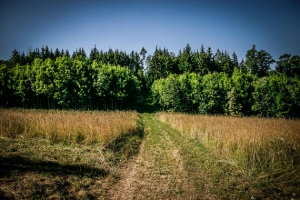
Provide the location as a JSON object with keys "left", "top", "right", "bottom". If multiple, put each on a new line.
{"left": 0, "top": 109, "right": 143, "bottom": 199}
{"left": 1, "top": 109, "right": 300, "bottom": 199}
{"left": 157, "top": 112, "right": 300, "bottom": 198}
{"left": 0, "top": 109, "right": 139, "bottom": 145}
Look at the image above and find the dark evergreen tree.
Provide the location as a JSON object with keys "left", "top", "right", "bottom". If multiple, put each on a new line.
{"left": 245, "top": 45, "right": 275, "bottom": 77}
{"left": 9, "top": 49, "right": 21, "bottom": 67}
{"left": 89, "top": 45, "right": 99, "bottom": 61}
{"left": 257, "top": 50, "right": 275, "bottom": 77}
{"left": 54, "top": 48, "right": 61, "bottom": 59}
{"left": 276, "top": 54, "right": 300, "bottom": 77}
{"left": 232, "top": 52, "right": 239, "bottom": 68}
{"left": 65, "top": 50, "right": 70, "bottom": 58}
{"left": 245, "top": 45, "right": 258, "bottom": 74}
{"left": 178, "top": 44, "right": 194, "bottom": 73}
{"left": 146, "top": 46, "right": 176, "bottom": 85}
{"left": 140, "top": 47, "right": 147, "bottom": 70}
{"left": 193, "top": 45, "right": 210, "bottom": 75}
{"left": 291, "top": 55, "right": 300, "bottom": 76}
{"left": 20, "top": 52, "right": 27, "bottom": 65}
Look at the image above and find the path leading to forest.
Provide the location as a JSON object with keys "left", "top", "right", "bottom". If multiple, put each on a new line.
{"left": 109, "top": 113, "right": 216, "bottom": 200}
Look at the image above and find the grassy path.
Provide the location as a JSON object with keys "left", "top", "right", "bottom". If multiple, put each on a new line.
{"left": 0, "top": 112, "right": 253, "bottom": 199}
{"left": 110, "top": 113, "right": 222, "bottom": 199}
{"left": 2, "top": 110, "right": 298, "bottom": 199}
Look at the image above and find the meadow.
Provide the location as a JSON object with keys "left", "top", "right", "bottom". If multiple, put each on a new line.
{"left": 1, "top": 108, "right": 300, "bottom": 199}
{"left": 0, "top": 109, "right": 143, "bottom": 199}
{"left": 0, "top": 109, "right": 139, "bottom": 145}
{"left": 157, "top": 112, "right": 300, "bottom": 198}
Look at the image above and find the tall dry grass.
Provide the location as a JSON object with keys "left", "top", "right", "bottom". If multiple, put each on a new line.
{"left": 157, "top": 112, "right": 300, "bottom": 177}
{"left": 0, "top": 108, "right": 139, "bottom": 145}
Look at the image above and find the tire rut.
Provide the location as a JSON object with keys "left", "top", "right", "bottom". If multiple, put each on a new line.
{"left": 109, "top": 139, "right": 146, "bottom": 200}
{"left": 108, "top": 114, "right": 207, "bottom": 199}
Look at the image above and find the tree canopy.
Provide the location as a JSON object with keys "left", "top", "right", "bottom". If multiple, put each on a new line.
{"left": 1, "top": 44, "right": 299, "bottom": 117}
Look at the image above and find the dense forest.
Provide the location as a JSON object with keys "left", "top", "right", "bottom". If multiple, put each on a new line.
{"left": 0, "top": 44, "right": 299, "bottom": 117}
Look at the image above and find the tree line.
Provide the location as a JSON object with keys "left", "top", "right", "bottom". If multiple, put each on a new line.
{"left": 152, "top": 70, "right": 300, "bottom": 117}
{"left": 0, "top": 46, "right": 145, "bottom": 110}
{"left": 0, "top": 44, "right": 299, "bottom": 117}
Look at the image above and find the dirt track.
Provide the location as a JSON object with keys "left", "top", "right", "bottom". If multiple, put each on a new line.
{"left": 109, "top": 114, "right": 213, "bottom": 200}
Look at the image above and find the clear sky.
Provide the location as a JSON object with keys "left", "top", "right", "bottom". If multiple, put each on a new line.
{"left": 1, "top": 0, "right": 300, "bottom": 62}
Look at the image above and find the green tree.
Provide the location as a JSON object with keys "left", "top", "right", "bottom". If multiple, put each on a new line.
{"left": 140, "top": 47, "right": 147, "bottom": 70}
{"left": 214, "top": 50, "right": 234, "bottom": 75}
{"left": 151, "top": 74, "right": 182, "bottom": 111}
{"left": 198, "top": 72, "right": 231, "bottom": 114}
{"left": 178, "top": 73, "right": 201, "bottom": 112}
{"left": 244, "top": 45, "right": 258, "bottom": 74}
{"left": 129, "top": 51, "right": 142, "bottom": 75}
{"left": 252, "top": 74, "right": 297, "bottom": 117}
{"left": 226, "top": 87, "right": 242, "bottom": 116}
{"left": 193, "top": 45, "right": 210, "bottom": 75}
{"left": 286, "top": 76, "right": 300, "bottom": 117}
{"left": 9, "top": 49, "right": 21, "bottom": 67}
{"left": 290, "top": 55, "right": 300, "bottom": 76}
{"left": 178, "top": 44, "right": 194, "bottom": 73}
{"left": 54, "top": 48, "right": 61, "bottom": 59}
{"left": 276, "top": 54, "right": 300, "bottom": 77}
{"left": 53, "top": 56, "right": 73, "bottom": 108}
{"left": 0, "top": 64, "right": 14, "bottom": 106}
{"left": 71, "top": 56, "right": 94, "bottom": 109}
{"left": 152, "top": 73, "right": 201, "bottom": 112}
{"left": 72, "top": 48, "right": 87, "bottom": 59}
{"left": 230, "top": 68, "right": 256, "bottom": 115}
{"left": 245, "top": 45, "right": 275, "bottom": 77}
{"left": 33, "top": 58, "right": 56, "bottom": 109}
{"left": 89, "top": 45, "right": 99, "bottom": 61}
{"left": 11, "top": 63, "right": 35, "bottom": 107}
{"left": 257, "top": 50, "right": 275, "bottom": 76}
{"left": 146, "top": 47, "right": 176, "bottom": 85}
{"left": 94, "top": 65, "right": 141, "bottom": 110}
{"left": 151, "top": 78, "right": 164, "bottom": 107}
{"left": 231, "top": 52, "right": 239, "bottom": 69}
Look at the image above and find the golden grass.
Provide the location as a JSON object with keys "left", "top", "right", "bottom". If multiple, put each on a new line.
{"left": 0, "top": 108, "right": 139, "bottom": 145}
{"left": 0, "top": 109, "right": 143, "bottom": 199}
{"left": 156, "top": 112, "right": 300, "bottom": 178}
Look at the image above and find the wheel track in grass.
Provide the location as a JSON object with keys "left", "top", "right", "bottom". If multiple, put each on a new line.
{"left": 109, "top": 113, "right": 216, "bottom": 199}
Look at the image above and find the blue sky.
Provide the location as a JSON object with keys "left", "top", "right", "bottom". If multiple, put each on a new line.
{"left": 1, "top": 0, "right": 300, "bottom": 62}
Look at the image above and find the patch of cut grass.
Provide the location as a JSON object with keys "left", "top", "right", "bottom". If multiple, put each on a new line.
{"left": 0, "top": 137, "right": 112, "bottom": 199}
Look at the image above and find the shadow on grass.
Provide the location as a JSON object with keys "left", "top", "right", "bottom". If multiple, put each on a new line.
{"left": 106, "top": 114, "right": 145, "bottom": 163}
{"left": 0, "top": 154, "right": 108, "bottom": 178}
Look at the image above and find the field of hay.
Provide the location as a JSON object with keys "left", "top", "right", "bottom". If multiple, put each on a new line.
{"left": 0, "top": 109, "right": 143, "bottom": 199}
{"left": 157, "top": 112, "right": 300, "bottom": 197}
{"left": 1, "top": 109, "right": 300, "bottom": 199}
{"left": 0, "top": 109, "right": 138, "bottom": 145}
